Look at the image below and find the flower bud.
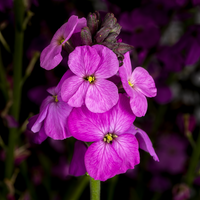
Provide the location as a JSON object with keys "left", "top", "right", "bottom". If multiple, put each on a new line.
{"left": 114, "top": 43, "right": 134, "bottom": 54}
{"left": 101, "top": 13, "right": 117, "bottom": 29}
{"left": 94, "top": 27, "right": 112, "bottom": 43}
{"left": 111, "top": 23, "right": 122, "bottom": 35}
{"left": 87, "top": 12, "right": 101, "bottom": 35}
{"left": 104, "top": 32, "right": 118, "bottom": 43}
{"left": 81, "top": 26, "right": 92, "bottom": 45}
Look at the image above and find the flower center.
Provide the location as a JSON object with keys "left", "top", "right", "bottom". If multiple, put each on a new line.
{"left": 87, "top": 75, "right": 95, "bottom": 83}
{"left": 53, "top": 95, "right": 59, "bottom": 102}
{"left": 128, "top": 81, "right": 134, "bottom": 87}
{"left": 103, "top": 133, "right": 118, "bottom": 143}
{"left": 57, "top": 36, "right": 65, "bottom": 45}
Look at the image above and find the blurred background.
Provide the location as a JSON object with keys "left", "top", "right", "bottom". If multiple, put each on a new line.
{"left": 0, "top": 0, "right": 200, "bottom": 199}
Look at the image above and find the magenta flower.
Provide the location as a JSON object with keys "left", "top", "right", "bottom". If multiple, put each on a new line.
{"left": 68, "top": 94, "right": 140, "bottom": 181}
{"left": 27, "top": 70, "right": 73, "bottom": 142}
{"left": 61, "top": 44, "right": 119, "bottom": 113}
{"left": 40, "top": 15, "right": 86, "bottom": 70}
{"left": 119, "top": 52, "right": 157, "bottom": 117}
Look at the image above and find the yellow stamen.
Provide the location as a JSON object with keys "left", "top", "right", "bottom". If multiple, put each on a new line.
{"left": 87, "top": 76, "right": 95, "bottom": 83}
{"left": 60, "top": 39, "right": 65, "bottom": 44}
{"left": 53, "top": 95, "right": 59, "bottom": 102}
{"left": 104, "top": 133, "right": 118, "bottom": 143}
{"left": 128, "top": 81, "right": 134, "bottom": 87}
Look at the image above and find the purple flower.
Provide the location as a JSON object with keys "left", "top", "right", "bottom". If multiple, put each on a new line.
{"left": 119, "top": 52, "right": 157, "bottom": 117}
{"left": 61, "top": 45, "right": 119, "bottom": 113}
{"left": 40, "top": 15, "right": 86, "bottom": 70}
{"left": 68, "top": 94, "right": 140, "bottom": 181}
{"left": 27, "top": 70, "right": 73, "bottom": 143}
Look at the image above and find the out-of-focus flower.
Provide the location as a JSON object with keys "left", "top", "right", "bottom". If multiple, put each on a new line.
{"left": 119, "top": 52, "right": 157, "bottom": 117}
{"left": 40, "top": 15, "right": 86, "bottom": 70}
{"left": 172, "top": 183, "right": 190, "bottom": 200}
{"left": 27, "top": 70, "right": 73, "bottom": 142}
{"left": 118, "top": 9, "right": 160, "bottom": 49}
{"left": 61, "top": 45, "right": 119, "bottom": 113}
{"left": 68, "top": 94, "right": 140, "bottom": 181}
{"left": 0, "top": 0, "right": 12, "bottom": 12}
{"left": 149, "top": 134, "right": 188, "bottom": 174}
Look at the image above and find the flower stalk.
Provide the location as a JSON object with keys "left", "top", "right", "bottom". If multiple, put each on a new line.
{"left": 90, "top": 177, "right": 100, "bottom": 200}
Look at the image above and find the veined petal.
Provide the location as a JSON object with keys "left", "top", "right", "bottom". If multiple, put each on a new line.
{"left": 40, "top": 43, "right": 62, "bottom": 70}
{"left": 131, "top": 125, "right": 159, "bottom": 161}
{"left": 61, "top": 75, "right": 85, "bottom": 103}
{"left": 69, "top": 141, "right": 87, "bottom": 176}
{"left": 112, "top": 134, "right": 140, "bottom": 174}
{"left": 85, "top": 79, "right": 119, "bottom": 113}
{"left": 130, "top": 91, "right": 147, "bottom": 117}
{"left": 68, "top": 46, "right": 100, "bottom": 77}
{"left": 130, "top": 67, "right": 157, "bottom": 97}
{"left": 32, "top": 124, "right": 48, "bottom": 144}
{"left": 74, "top": 17, "right": 87, "bottom": 33}
{"left": 109, "top": 94, "right": 136, "bottom": 135}
{"left": 68, "top": 106, "right": 108, "bottom": 142}
{"left": 44, "top": 101, "right": 72, "bottom": 140}
{"left": 123, "top": 52, "right": 133, "bottom": 77}
{"left": 85, "top": 141, "right": 122, "bottom": 181}
{"left": 68, "top": 81, "right": 90, "bottom": 107}
{"left": 92, "top": 45, "right": 119, "bottom": 78}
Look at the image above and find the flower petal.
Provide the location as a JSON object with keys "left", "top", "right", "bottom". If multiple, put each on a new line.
{"left": 112, "top": 134, "right": 140, "bottom": 174}
{"left": 40, "top": 43, "right": 62, "bottom": 70}
{"left": 68, "top": 81, "right": 90, "bottom": 107}
{"left": 32, "top": 124, "right": 48, "bottom": 144}
{"left": 44, "top": 101, "right": 72, "bottom": 140}
{"left": 85, "top": 141, "right": 122, "bottom": 181}
{"left": 130, "top": 91, "right": 147, "bottom": 117}
{"left": 69, "top": 141, "right": 87, "bottom": 176}
{"left": 109, "top": 94, "right": 136, "bottom": 135}
{"left": 131, "top": 125, "right": 159, "bottom": 161}
{"left": 122, "top": 51, "right": 132, "bottom": 77}
{"left": 61, "top": 75, "right": 85, "bottom": 102}
{"left": 130, "top": 67, "right": 157, "bottom": 97}
{"left": 68, "top": 46, "right": 100, "bottom": 77}
{"left": 68, "top": 106, "right": 107, "bottom": 142}
{"left": 85, "top": 79, "right": 119, "bottom": 113}
{"left": 92, "top": 45, "right": 119, "bottom": 78}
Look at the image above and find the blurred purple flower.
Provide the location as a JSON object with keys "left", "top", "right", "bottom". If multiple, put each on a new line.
{"left": 172, "top": 183, "right": 190, "bottom": 200}
{"left": 119, "top": 52, "right": 157, "bottom": 117}
{"left": 192, "top": 0, "right": 200, "bottom": 5}
{"left": 27, "top": 70, "right": 73, "bottom": 143}
{"left": 118, "top": 9, "right": 160, "bottom": 49}
{"left": 0, "top": 0, "right": 12, "bottom": 12}
{"left": 40, "top": 15, "right": 86, "bottom": 70}
{"left": 61, "top": 45, "right": 119, "bottom": 113}
{"left": 68, "top": 94, "right": 140, "bottom": 181}
{"left": 149, "top": 134, "right": 188, "bottom": 174}
{"left": 173, "top": 25, "right": 200, "bottom": 66}
{"left": 69, "top": 140, "right": 87, "bottom": 177}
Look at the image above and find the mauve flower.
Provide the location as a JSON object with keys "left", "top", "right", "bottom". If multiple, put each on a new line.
{"left": 40, "top": 15, "right": 86, "bottom": 70}
{"left": 27, "top": 70, "right": 73, "bottom": 143}
{"left": 68, "top": 94, "right": 140, "bottom": 181}
{"left": 118, "top": 9, "right": 160, "bottom": 49}
{"left": 119, "top": 52, "right": 157, "bottom": 117}
{"left": 61, "top": 45, "right": 119, "bottom": 113}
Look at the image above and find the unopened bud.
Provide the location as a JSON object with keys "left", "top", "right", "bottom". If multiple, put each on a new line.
{"left": 94, "top": 27, "right": 111, "bottom": 43}
{"left": 87, "top": 11, "right": 101, "bottom": 35}
{"left": 101, "top": 13, "right": 117, "bottom": 29}
{"left": 114, "top": 43, "right": 134, "bottom": 54}
{"left": 104, "top": 32, "right": 118, "bottom": 43}
{"left": 81, "top": 27, "right": 92, "bottom": 45}
{"left": 111, "top": 23, "right": 122, "bottom": 35}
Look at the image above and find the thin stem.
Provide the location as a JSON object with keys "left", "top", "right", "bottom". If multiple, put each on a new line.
{"left": 185, "top": 130, "right": 200, "bottom": 187}
{"left": 90, "top": 177, "right": 100, "bottom": 200}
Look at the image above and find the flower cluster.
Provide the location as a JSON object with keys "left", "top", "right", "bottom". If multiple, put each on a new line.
{"left": 28, "top": 12, "right": 158, "bottom": 181}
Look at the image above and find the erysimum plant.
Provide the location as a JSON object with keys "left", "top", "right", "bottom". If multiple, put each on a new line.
{"left": 27, "top": 11, "right": 158, "bottom": 200}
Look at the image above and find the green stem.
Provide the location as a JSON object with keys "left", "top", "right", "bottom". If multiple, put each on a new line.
{"left": 5, "top": 0, "right": 25, "bottom": 179}
{"left": 90, "top": 177, "right": 100, "bottom": 200}
{"left": 185, "top": 130, "right": 200, "bottom": 187}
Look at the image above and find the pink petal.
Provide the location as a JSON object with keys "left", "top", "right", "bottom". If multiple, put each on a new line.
{"left": 85, "top": 79, "right": 119, "bottom": 113}
{"left": 85, "top": 141, "right": 122, "bottom": 181}
{"left": 112, "top": 134, "right": 140, "bottom": 174}
{"left": 130, "top": 67, "right": 157, "bottom": 97}
{"left": 61, "top": 75, "right": 85, "bottom": 102}
{"left": 69, "top": 141, "right": 87, "bottom": 176}
{"left": 44, "top": 101, "right": 72, "bottom": 140}
{"left": 130, "top": 91, "right": 147, "bottom": 117}
{"left": 40, "top": 43, "right": 63, "bottom": 70}
{"left": 67, "top": 106, "right": 107, "bottom": 142}
{"left": 68, "top": 81, "right": 90, "bottom": 107}
{"left": 128, "top": 125, "right": 159, "bottom": 161}
{"left": 109, "top": 94, "right": 136, "bottom": 135}
{"left": 68, "top": 46, "right": 100, "bottom": 77}
{"left": 92, "top": 45, "right": 119, "bottom": 78}
{"left": 73, "top": 17, "right": 87, "bottom": 33}
{"left": 32, "top": 124, "right": 48, "bottom": 144}
{"left": 122, "top": 51, "right": 132, "bottom": 77}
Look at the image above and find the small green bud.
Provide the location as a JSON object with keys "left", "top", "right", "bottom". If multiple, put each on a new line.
{"left": 94, "top": 27, "right": 112, "bottom": 43}
{"left": 81, "top": 26, "right": 92, "bottom": 46}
